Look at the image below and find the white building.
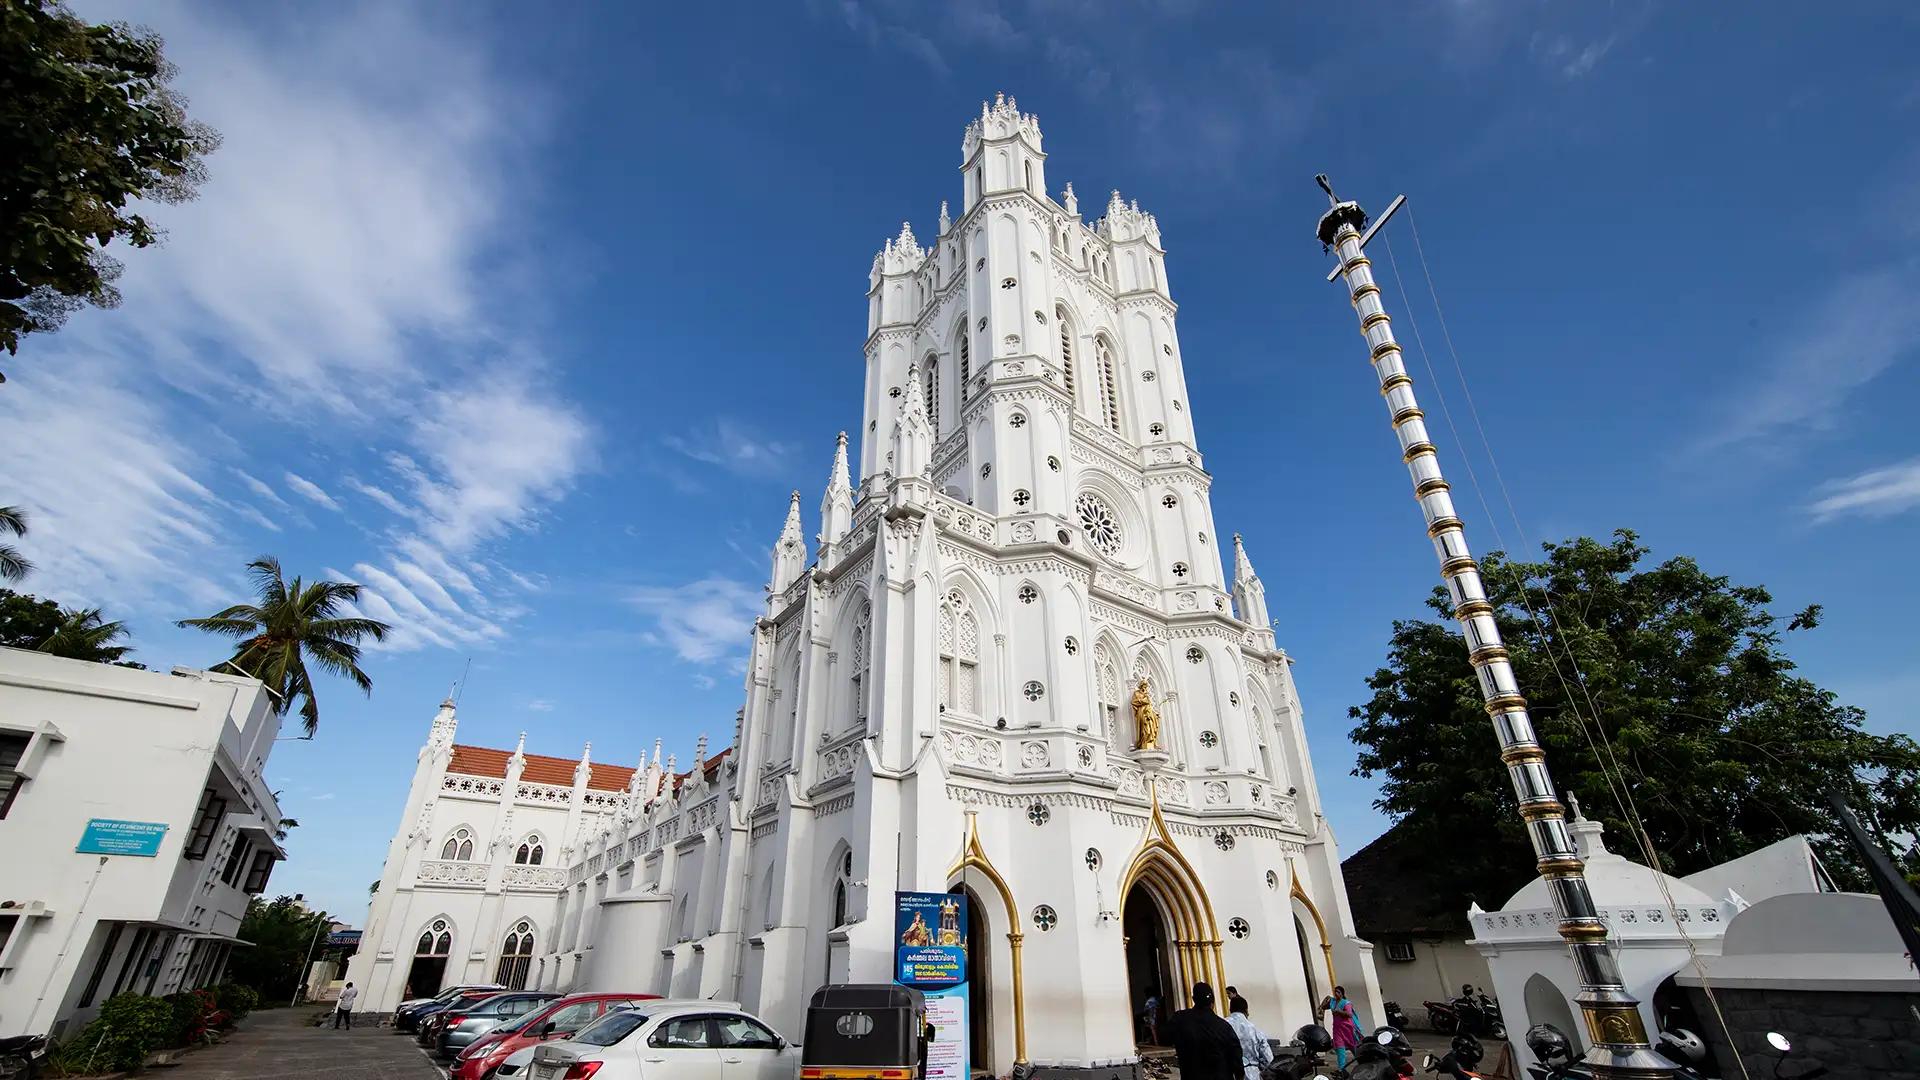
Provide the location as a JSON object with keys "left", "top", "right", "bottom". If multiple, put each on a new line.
{"left": 1467, "top": 806, "right": 1834, "bottom": 1066}
{"left": 486, "top": 95, "right": 1377, "bottom": 1077}
{"left": 343, "top": 699, "right": 649, "bottom": 1012}
{"left": 0, "top": 649, "right": 284, "bottom": 1038}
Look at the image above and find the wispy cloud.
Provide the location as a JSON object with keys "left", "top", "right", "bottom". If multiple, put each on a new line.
{"left": 1529, "top": 31, "right": 1618, "bottom": 79}
{"left": 1698, "top": 266, "right": 1920, "bottom": 452}
{"left": 1808, "top": 457, "right": 1920, "bottom": 523}
{"left": 626, "top": 577, "right": 762, "bottom": 664}
{"left": 663, "top": 419, "right": 798, "bottom": 479}
{"left": 284, "top": 472, "right": 343, "bottom": 512}
{"left": 0, "top": 2, "right": 588, "bottom": 654}
{"left": 526, "top": 698, "right": 556, "bottom": 712}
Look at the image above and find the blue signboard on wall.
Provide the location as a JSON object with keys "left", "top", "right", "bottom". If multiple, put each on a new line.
{"left": 894, "top": 891, "right": 967, "bottom": 987}
{"left": 76, "top": 819, "right": 169, "bottom": 857}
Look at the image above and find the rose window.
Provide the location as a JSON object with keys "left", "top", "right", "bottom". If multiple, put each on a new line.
{"left": 1162, "top": 494, "right": 1177, "bottom": 509}
{"left": 1013, "top": 489, "right": 1031, "bottom": 507}
{"left": 1172, "top": 562, "right": 1189, "bottom": 578}
{"left": 1047, "top": 456, "right": 1060, "bottom": 472}
{"left": 1085, "top": 848, "right": 1102, "bottom": 871}
{"left": 1142, "top": 370, "right": 1157, "bottom": 381}
{"left": 1032, "top": 905, "right": 1058, "bottom": 931}
{"left": 1186, "top": 646, "right": 1204, "bottom": 664}
{"left": 1266, "top": 870, "right": 1279, "bottom": 889}
{"left": 1228, "top": 692, "right": 1240, "bottom": 707}
{"left": 1018, "top": 584, "right": 1037, "bottom": 603}
{"left": 1023, "top": 680, "right": 1045, "bottom": 701}
{"left": 1010, "top": 413, "right": 1027, "bottom": 429}
{"left": 1228, "top": 917, "right": 1251, "bottom": 939}
{"left": 1199, "top": 730, "right": 1218, "bottom": 748}
{"left": 1075, "top": 493, "right": 1122, "bottom": 557}
{"left": 1064, "top": 636, "right": 1078, "bottom": 655}
{"left": 1214, "top": 831, "right": 1235, "bottom": 851}
{"left": 1027, "top": 803, "right": 1050, "bottom": 826}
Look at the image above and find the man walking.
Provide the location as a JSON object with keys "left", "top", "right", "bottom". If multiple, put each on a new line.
{"left": 333, "top": 982, "right": 358, "bottom": 1030}
{"left": 1162, "top": 982, "right": 1241, "bottom": 1080}
{"left": 1227, "top": 994, "right": 1274, "bottom": 1080}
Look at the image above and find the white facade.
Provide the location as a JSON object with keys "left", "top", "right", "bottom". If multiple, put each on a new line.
{"left": 510, "top": 96, "right": 1380, "bottom": 1075}
{"left": 0, "top": 649, "right": 284, "bottom": 1038}
{"left": 344, "top": 701, "right": 649, "bottom": 1013}
{"left": 1466, "top": 812, "right": 1833, "bottom": 1064}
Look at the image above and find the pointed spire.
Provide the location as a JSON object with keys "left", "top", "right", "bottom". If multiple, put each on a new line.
{"left": 1230, "top": 532, "right": 1271, "bottom": 631}
{"left": 1063, "top": 182, "right": 1078, "bottom": 216}
{"left": 938, "top": 200, "right": 951, "bottom": 234}
{"left": 695, "top": 733, "right": 709, "bottom": 766}
{"left": 575, "top": 741, "right": 592, "bottom": 783}
{"left": 819, "top": 431, "right": 854, "bottom": 551}
{"left": 427, "top": 696, "right": 459, "bottom": 751}
{"left": 891, "top": 364, "right": 934, "bottom": 478}
{"left": 770, "top": 490, "right": 806, "bottom": 596}
{"left": 511, "top": 731, "right": 527, "bottom": 763}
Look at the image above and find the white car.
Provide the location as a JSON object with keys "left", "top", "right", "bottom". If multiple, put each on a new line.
{"left": 529, "top": 1002, "right": 797, "bottom": 1080}
{"left": 496, "top": 1044, "right": 538, "bottom": 1077}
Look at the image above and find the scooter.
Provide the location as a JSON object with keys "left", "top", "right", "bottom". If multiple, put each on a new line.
{"left": 1347, "top": 1028, "right": 1414, "bottom": 1080}
{"left": 1424, "top": 987, "right": 1506, "bottom": 1041}
{"left": 1382, "top": 1001, "right": 1411, "bottom": 1032}
{"left": 1277, "top": 1023, "right": 1349, "bottom": 1080}
{"left": 1421, "top": 1033, "right": 1485, "bottom": 1080}
{"left": 0, "top": 1034, "right": 50, "bottom": 1080}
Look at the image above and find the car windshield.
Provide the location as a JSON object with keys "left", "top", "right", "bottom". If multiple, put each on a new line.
{"left": 574, "top": 1010, "right": 650, "bottom": 1047}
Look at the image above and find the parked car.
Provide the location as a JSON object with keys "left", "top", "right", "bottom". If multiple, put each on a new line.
{"left": 396, "top": 984, "right": 506, "bottom": 1032}
{"left": 453, "top": 993, "right": 660, "bottom": 1080}
{"left": 420, "top": 989, "right": 517, "bottom": 1047}
{"left": 493, "top": 1044, "right": 539, "bottom": 1078}
{"left": 530, "top": 1001, "right": 795, "bottom": 1080}
{"left": 440, "top": 992, "right": 564, "bottom": 1057}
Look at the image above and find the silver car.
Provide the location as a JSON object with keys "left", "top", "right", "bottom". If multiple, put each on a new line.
{"left": 440, "top": 992, "right": 563, "bottom": 1057}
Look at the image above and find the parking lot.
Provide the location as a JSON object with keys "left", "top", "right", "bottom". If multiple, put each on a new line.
{"left": 162, "top": 1007, "right": 443, "bottom": 1080}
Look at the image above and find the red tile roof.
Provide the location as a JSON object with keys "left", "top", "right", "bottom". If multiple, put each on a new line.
{"left": 448, "top": 743, "right": 638, "bottom": 793}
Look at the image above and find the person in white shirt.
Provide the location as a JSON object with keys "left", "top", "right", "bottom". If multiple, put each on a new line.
{"left": 1226, "top": 994, "right": 1273, "bottom": 1080}
{"left": 333, "top": 983, "right": 359, "bottom": 1030}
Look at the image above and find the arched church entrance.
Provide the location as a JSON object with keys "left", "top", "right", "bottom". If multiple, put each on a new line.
{"left": 950, "top": 885, "right": 993, "bottom": 1072}
{"left": 405, "top": 918, "right": 453, "bottom": 999}
{"left": 1122, "top": 884, "right": 1172, "bottom": 1045}
{"left": 1293, "top": 915, "right": 1320, "bottom": 1009}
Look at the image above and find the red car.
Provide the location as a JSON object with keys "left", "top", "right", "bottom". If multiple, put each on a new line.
{"left": 451, "top": 992, "right": 657, "bottom": 1080}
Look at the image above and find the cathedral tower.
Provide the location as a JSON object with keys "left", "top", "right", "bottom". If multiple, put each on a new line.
{"left": 542, "top": 97, "right": 1378, "bottom": 1078}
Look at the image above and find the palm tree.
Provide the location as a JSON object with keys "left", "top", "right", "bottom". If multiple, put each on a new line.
{"left": 39, "top": 606, "right": 135, "bottom": 663}
{"left": 0, "top": 505, "right": 30, "bottom": 582}
{"left": 177, "top": 556, "right": 392, "bottom": 737}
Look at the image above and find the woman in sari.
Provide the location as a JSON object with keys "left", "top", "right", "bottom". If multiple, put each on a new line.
{"left": 1326, "top": 986, "right": 1360, "bottom": 1069}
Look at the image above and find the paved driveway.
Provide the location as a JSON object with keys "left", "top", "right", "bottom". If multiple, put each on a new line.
{"left": 165, "top": 1007, "right": 442, "bottom": 1080}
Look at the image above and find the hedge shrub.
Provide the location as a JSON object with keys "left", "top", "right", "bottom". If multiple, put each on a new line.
{"left": 52, "top": 993, "right": 174, "bottom": 1073}
{"left": 213, "top": 983, "right": 258, "bottom": 1021}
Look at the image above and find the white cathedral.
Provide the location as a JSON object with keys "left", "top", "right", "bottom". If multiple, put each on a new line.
{"left": 349, "top": 95, "right": 1381, "bottom": 1075}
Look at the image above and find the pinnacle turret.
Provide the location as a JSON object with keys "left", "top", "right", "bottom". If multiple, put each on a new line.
{"left": 819, "top": 432, "right": 853, "bottom": 552}
{"left": 1231, "top": 533, "right": 1271, "bottom": 631}
{"left": 769, "top": 490, "right": 807, "bottom": 598}
{"left": 891, "top": 363, "right": 934, "bottom": 478}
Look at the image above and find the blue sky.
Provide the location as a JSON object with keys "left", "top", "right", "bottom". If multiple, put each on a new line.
{"left": 3, "top": 1, "right": 1916, "bottom": 922}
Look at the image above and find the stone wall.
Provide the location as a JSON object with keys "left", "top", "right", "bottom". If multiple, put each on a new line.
{"left": 1684, "top": 987, "right": 1920, "bottom": 1080}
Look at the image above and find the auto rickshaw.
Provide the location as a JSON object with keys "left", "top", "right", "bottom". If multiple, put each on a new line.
{"left": 800, "top": 983, "right": 935, "bottom": 1080}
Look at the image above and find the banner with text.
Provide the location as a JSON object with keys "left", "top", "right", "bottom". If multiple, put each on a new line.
{"left": 894, "top": 891, "right": 967, "bottom": 988}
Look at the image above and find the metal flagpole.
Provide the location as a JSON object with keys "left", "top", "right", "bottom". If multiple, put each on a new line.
{"left": 1312, "top": 177, "right": 1673, "bottom": 1080}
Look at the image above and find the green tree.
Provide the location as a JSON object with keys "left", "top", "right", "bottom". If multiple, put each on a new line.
{"left": 1348, "top": 530, "right": 1920, "bottom": 907}
{"left": 0, "top": 505, "right": 28, "bottom": 580}
{"left": 225, "top": 895, "right": 330, "bottom": 1003}
{"left": 38, "top": 604, "right": 135, "bottom": 663}
{"left": 177, "top": 556, "right": 391, "bottom": 736}
{"left": 1, "top": 587, "right": 145, "bottom": 665}
{"left": 0, "top": 0, "right": 220, "bottom": 362}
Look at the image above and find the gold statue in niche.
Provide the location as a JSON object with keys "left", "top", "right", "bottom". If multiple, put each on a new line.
{"left": 1132, "top": 678, "right": 1161, "bottom": 750}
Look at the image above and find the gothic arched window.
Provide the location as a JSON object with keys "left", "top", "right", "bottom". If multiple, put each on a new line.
{"left": 1095, "top": 644, "right": 1123, "bottom": 750}
{"left": 1097, "top": 339, "right": 1121, "bottom": 434}
{"left": 924, "top": 360, "right": 940, "bottom": 437}
{"left": 850, "top": 601, "right": 872, "bottom": 724}
{"left": 495, "top": 920, "right": 535, "bottom": 989}
{"left": 416, "top": 918, "right": 452, "bottom": 957}
{"left": 515, "top": 835, "right": 544, "bottom": 866}
{"left": 1057, "top": 307, "right": 1075, "bottom": 401}
{"left": 938, "top": 591, "right": 980, "bottom": 716}
{"left": 440, "top": 828, "right": 474, "bottom": 862}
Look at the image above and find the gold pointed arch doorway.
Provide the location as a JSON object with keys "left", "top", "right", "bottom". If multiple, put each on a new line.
{"left": 947, "top": 811, "right": 1028, "bottom": 1067}
{"left": 1119, "top": 788, "right": 1225, "bottom": 1014}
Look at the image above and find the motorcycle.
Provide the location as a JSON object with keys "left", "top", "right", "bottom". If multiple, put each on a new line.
{"left": 1423, "top": 986, "right": 1506, "bottom": 1040}
{"left": 1276, "top": 1023, "right": 1349, "bottom": 1080}
{"left": 1382, "top": 1001, "right": 1410, "bottom": 1032}
{"left": 1421, "top": 1033, "right": 1486, "bottom": 1080}
{"left": 1347, "top": 1027, "right": 1414, "bottom": 1080}
{"left": 0, "top": 1034, "right": 50, "bottom": 1080}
